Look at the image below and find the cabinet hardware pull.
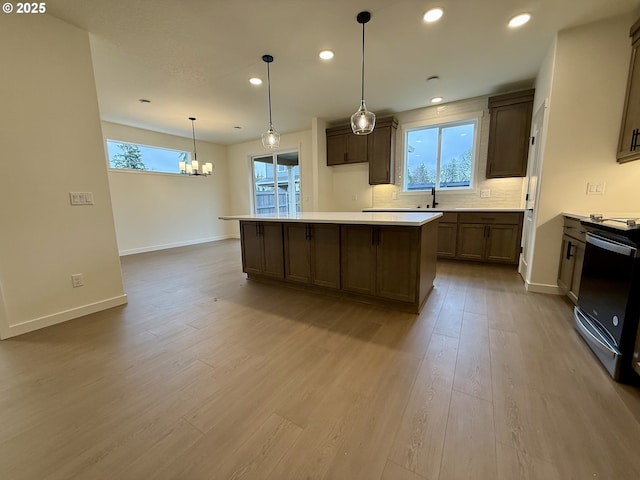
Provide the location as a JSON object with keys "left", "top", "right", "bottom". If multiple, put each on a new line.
{"left": 631, "top": 128, "right": 639, "bottom": 152}
{"left": 344, "top": 152, "right": 347, "bottom": 162}
{"left": 566, "top": 240, "right": 574, "bottom": 260}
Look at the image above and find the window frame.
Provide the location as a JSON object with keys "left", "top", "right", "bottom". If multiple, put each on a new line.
{"left": 106, "top": 139, "right": 191, "bottom": 175}
{"left": 401, "top": 111, "right": 482, "bottom": 193}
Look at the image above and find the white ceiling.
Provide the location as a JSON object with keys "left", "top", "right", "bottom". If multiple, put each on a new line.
{"left": 47, "top": 0, "right": 640, "bottom": 145}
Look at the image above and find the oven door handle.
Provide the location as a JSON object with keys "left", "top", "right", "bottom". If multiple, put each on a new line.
{"left": 586, "top": 233, "right": 637, "bottom": 257}
{"left": 574, "top": 308, "right": 620, "bottom": 359}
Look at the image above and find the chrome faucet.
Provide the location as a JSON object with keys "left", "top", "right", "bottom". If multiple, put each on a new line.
{"left": 431, "top": 186, "right": 438, "bottom": 208}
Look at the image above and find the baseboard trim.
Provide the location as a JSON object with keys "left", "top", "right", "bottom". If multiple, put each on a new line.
{"left": 525, "top": 281, "right": 561, "bottom": 295}
{"left": 1, "top": 294, "right": 128, "bottom": 340}
{"left": 119, "top": 235, "right": 234, "bottom": 256}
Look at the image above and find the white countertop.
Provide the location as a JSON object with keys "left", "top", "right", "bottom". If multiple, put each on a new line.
{"left": 363, "top": 207, "right": 525, "bottom": 213}
{"left": 219, "top": 211, "right": 443, "bottom": 226}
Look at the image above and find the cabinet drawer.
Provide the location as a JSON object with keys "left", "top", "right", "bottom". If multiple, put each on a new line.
{"left": 563, "top": 216, "right": 586, "bottom": 243}
{"left": 458, "top": 212, "right": 522, "bottom": 225}
{"left": 439, "top": 212, "right": 458, "bottom": 223}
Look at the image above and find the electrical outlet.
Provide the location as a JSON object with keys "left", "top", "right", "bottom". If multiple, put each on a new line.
{"left": 480, "top": 189, "right": 491, "bottom": 198}
{"left": 392, "top": 191, "right": 398, "bottom": 200}
{"left": 71, "top": 274, "right": 84, "bottom": 288}
{"left": 352, "top": 193, "right": 358, "bottom": 201}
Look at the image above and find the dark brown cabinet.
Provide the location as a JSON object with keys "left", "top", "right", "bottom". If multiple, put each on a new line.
{"left": 436, "top": 212, "right": 458, "bottom": 258}
{"left": 326, "top": 116, "right": 398, "bottom": 185}
{"left": 617, "top": 17, "right": 640, "bottom": 163}
{"left": 368, "top": 116, "right": 398, "bottom": 185}
{"left": 341, "top": 225, "right": 419, "bottom": 303}
{"left": 557, "top": 216, "right": 586, "bottom": 304}
{"left": 486, "top": 89, "right": 534, "bottom": 178}
{"left": 326, "top": 125, "right": 368, "bottom": 165}
{"left": 240, "top": 221, "right": 284, "bottom": 279}
{"left": 455, "top": 212, "right": 523, "bottom": 264}
{"left": 283, "top": 223, "right": 340, "bottom": 289}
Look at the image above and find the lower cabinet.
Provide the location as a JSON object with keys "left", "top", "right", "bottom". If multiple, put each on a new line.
{"left": 240, "top": 221, "right": 284, "bottom": 278}
{"left": 455, "top": 212, "right": 523, "bottom": 264}
{"left": 436, "top": 212, "right": 458, "bottom": 258}
{"left": 341, "top": 225, "right": 419, "bottom": 303}
{"left": 283, "top": 223, "right": 340, "bottom": 289}
{"left": 557, "top": 217, "right": 586, "bottom": 304}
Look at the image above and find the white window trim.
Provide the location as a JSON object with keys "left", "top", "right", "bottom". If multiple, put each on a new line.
{"left": 400, "top": 110, "right": 483, "bottom": 194}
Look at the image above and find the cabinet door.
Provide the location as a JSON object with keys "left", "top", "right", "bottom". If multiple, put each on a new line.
{"left": 327, "top": 134, "right": 347, "bottom": 166}
{"left": 456, "top": 224, "right": 486, "bottom": 261}
{"left": 261, "top": 222, "right": 284, "bottom": 278}
{"left": 376, "top": 227, "right": 418, "bottom": 302}
{"left": 485, "top": 224, "right": 521, "bottom": 263}
{"left": 341, "top": 225, "right": 375, "bottom": 295}
{"left": 557, "top": 234, "right": 575, "bottom": 296}
{"left": 310, "top": 224, "right": 341, "bottom": 289}
{"left": 569, "top": 240, "right": 585, "bottom": 304}
{"left": 368, "top": 119, "right": 397, "bottom": 185}
{"left": 284, "top": 224, "right": 311, "bottom": 284}
{"left": 437, "top": 222, "right": 458, "bottom": 258}
{"left": 240, "top": 222, "right": 264, "bottom": 275}
{"left": 486, "top": 90, "right": 534, "bottom": 178}
{"left": 618, "top": 34, "right": 640, "bottom": 163}
{"left": 346, "top": 134, "right": 368, "bottom": 164}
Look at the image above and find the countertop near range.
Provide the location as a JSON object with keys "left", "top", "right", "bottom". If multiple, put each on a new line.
{"left": 363, "top": 207, "right": 525, "bottom": 213}
{"left": 219, "top": 211, "right": 442, "bottom": 227}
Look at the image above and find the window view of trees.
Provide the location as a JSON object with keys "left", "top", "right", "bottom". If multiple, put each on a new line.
{"left": 106, "top": 140, "right": 189, "bottom": 174}
{"left": 110, "top": 143, "right": 146, "bottom": 170}
{"left": 405, "top": 120, "right": 476, "bottom": 190}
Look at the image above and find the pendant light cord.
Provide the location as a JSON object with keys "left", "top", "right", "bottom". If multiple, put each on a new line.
{"left": 267, "top": 61, "right": 273, "bottom": 128}
{"left": 190, "top": 118, "right": 198, "bottom": 161}
{"left": 360, "top": 21, "right": 366, "bottom": 104}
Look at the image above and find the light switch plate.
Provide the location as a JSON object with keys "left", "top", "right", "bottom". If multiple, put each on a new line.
{"left": 586, "top": 182, "right": 605, "bottom": 195}
{"left": 480, "top": 189, "right": 491, "bottom": 198}
{"left": 70, "top": 192, "right": 94, "bottom": 205}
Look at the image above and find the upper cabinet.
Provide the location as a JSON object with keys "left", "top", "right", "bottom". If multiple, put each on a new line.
{"left": 326, "top": 115, "right": 398, "bottom": 185}
{"left": 486, "top": 89, "right": 535, "bottom": 178}
{"left": 617, "top": 17, "right": 640, "bottom": 164}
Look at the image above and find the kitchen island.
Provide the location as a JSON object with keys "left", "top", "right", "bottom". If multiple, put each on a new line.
{"left": 219, "top": 212, "right": 442, "bottom": 313}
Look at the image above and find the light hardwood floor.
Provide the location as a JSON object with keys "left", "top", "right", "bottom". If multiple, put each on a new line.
{"left": 1, "top": 239, "right": 640, "bottom": 479}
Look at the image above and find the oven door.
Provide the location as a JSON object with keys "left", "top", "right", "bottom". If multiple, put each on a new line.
{"left": 577, "top": 233, "right": 638, "bottom": 346}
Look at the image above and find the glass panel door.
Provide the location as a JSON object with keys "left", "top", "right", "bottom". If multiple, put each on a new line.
{"left": 252, "top": 151, "right": 300, "bottom": 215}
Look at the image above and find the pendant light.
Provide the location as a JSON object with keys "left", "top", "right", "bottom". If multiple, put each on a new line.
{"left": 351, "top": 11, "right": 375, "bottom": 135}
{"left": 179, "top": 117, "right": 213, "bottom": 176}
{"left": 261, "top": 54, "right": 280, "bottom": 149}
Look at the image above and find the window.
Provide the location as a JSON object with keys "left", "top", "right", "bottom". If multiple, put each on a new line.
{"left": 403, "top": 117, "right": 478, "bottom": 191}
{"left": 252, "top": 151, "right": 300, "bottom": 215}
{"left": 106, "top": 140, "right": 189, "bottom": 174}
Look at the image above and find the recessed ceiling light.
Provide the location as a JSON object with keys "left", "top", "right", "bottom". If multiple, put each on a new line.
{"left": 423, "top": 8, "right": 444, "bottom": 23}
{"left": 319, "top": 50, "right": 335, "bottom": 60}
{"left": 508, "top": 13, "right": 531, "bottom": 28}
{"left": 249, "top": 77, "right": 262, "bottom": 85}
{"left": 431, "top": 96, "right": 444, "bottom": 104}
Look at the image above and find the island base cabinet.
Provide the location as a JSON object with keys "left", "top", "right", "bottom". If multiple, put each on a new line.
{"left": 341, "top": 225, "right": 422, "bottom": 304}
{"left": 240, "top": 221, "right": 284, "bottom": 279}
{"left": 284, "top": 224, "right": 340, "bottom": 289}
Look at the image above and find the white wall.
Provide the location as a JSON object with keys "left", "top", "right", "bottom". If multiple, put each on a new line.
{"left": 0, "top": 14, "right": 126, "bottom": 338}
{"left": 528, "top": 14, "right": 640, "bottom": 291}
{"left": 226, "top": 130, "right": 314, "bottom": 235}
{"left": 102, "top": 122, "right": 230, "bottom": 255}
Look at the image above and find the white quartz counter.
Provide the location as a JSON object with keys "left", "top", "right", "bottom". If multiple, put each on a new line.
{"left": 363, "top": 207, "right": 525, "bottom": 213}
{"left": 219, "top": 211, "right": 442, "bottom": 226}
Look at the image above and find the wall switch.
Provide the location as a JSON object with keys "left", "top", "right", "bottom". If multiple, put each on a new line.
{"left": 71, "top": 274, "right": 84, "bottom": 288}
{"left": 586, "top": 182, "right": 605, "bottom": 195}
{"left": 352, "top": 193, "right": 358, "bottom": 201}
{"left": 70, "top": 192, "right": 94, "bottom": 205}
{"left": 392, "top": 191, "right": 398, "bottom": 200}
{"left": 480, "top": 189, "right": 491, "bottom": 198}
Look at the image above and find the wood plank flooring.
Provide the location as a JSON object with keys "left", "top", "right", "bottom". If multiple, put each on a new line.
{"left": 1, "top": 239, "right": 640, "bottom": 479}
